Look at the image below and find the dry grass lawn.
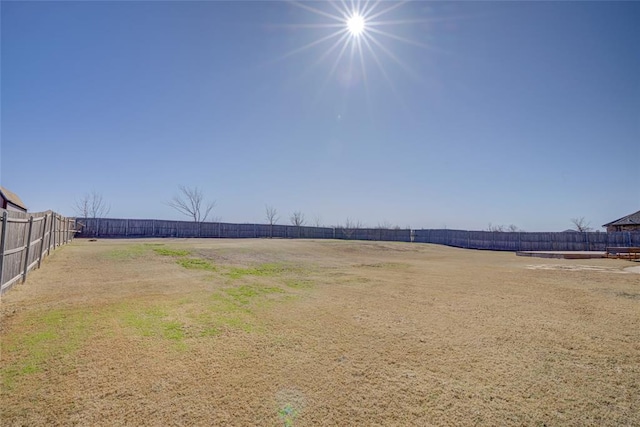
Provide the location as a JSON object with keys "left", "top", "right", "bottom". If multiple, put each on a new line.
{"left": 1, "top": 238, "right": 639, "bottom": 426}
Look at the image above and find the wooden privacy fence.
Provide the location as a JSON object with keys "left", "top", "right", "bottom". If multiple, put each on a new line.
{"left": 77, "top": 217, "right": 640, "bottom": 252}
{"left": 412, "top": 229, "right": 640, "bottom": 251}
{"left": 0, "top": 209, "right": 76, "bottom": 295}
{"left": 76, "top": 218, "right": 412, "bottom": 241}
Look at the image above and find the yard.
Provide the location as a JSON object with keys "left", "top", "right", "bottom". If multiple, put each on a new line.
{"left": 1, "top": 239, "right": 638, "bottom": 426}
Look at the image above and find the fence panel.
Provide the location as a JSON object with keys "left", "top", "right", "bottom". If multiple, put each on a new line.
{"left": 412, "top": 229, "right": 640, "bottom": 252}
{"left": 75, "top": 217, "right": 640, "bottom": 252}
{"left": 0, "top": 210, "right": 76, "bottom": 294}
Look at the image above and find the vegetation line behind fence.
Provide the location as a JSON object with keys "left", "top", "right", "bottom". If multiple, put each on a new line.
{"left": 0, "top": 209, "right": 76, "bottom": 295}
{"left": 77, "top": 217, "right": 640, "bottom": 252}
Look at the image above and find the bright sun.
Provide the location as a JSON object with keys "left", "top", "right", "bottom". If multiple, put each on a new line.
{"left": 346, "top": 14, "right": 365, "bottom": 36}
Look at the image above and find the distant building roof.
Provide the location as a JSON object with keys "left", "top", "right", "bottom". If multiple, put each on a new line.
{"left": 602, "top": 209, "right": 640, "bottom": 227}
{"left": 0, "top": 186, "right": 27, "bottom": 210}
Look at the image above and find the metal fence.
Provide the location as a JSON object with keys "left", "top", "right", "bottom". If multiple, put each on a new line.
{"left": 0, "top": 209, "right": 76, "bottom": 295}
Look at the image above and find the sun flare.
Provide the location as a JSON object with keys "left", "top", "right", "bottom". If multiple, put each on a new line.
{"left": 276, "top": 0, "right": 434, "bottom": 101}
{"left": 347, "top": 13, "right": 365, "bottom": 37}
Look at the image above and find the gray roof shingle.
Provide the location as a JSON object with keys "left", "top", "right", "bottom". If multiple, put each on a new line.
{"left": 603, "top": 209, "right": 640, "bottom": 227}
{"left": 0, "top": 186, "right": 27, "bottom": 210}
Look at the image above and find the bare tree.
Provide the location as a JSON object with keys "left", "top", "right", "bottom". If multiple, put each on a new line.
{"left": 377, "top": 220, "right": 393, "bottom": 229}
{"left": 290, "top": 211, "right": 306, "bottom": 227}
{"left": 265, "top": 205, "right": 279, "bottom": 225}
{"left": 487, "top": 223, "right": 505, "bottom": 232}
{"left": 167, "top": 186, "right": 215, "bottom": 222}
{"left": 312, "top": 214, "right": 323, "bottom": 228}
{"left": 290, "top": 211, "right": 305, "bottom": 238}
{"left": 507, "top": 224, "right": 522, "bottom": 232}
{"left": 342, "top": 217, "right": 363, "bottom": 239}
{"left": 265, "top": 205, "right": 279, "bottom": 238}
{"left": 571, "top": 217, "right": 592, "bottom": 232}
{"left": 74, "top": 191, "right": 110, "bottom": 218}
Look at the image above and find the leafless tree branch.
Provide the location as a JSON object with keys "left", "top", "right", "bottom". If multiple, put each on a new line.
{"left": 290, "top": 211, "right": 306, "bottom": 227}
{"left": 342, "top": 217, "right": 363, "bottom": 238}
{"left": 74, "top": 191, "right": 110, "bottom": 218}
{"left": 571, "top": 217, "right": 592, "bottom": 232}
{"left": 167, "top": 186, "right": 215, "bottom": 222}
{"left": 377, "top": 220, "right": 393, "bottom": 229}
{"left": 487, "top": 223, "right": 505, "bottom": 232}
{"left": 265, "top": 205, "right": 279, "bottom": 225}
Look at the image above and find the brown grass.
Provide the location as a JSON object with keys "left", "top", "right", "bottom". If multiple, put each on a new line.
{"left": 1, "top": 238, "right": 639, "bottom": 426}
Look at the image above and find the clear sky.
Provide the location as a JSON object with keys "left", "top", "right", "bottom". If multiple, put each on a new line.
{"left": 1, "top": 1, "right": 638, "bottom": 231}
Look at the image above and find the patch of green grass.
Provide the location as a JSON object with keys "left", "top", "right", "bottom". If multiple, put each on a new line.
{"left": 123, "top": 306, "right": 168, "bottom": 337}
{"left": 121, "top": 305, "right": 187, "bottom": 349}
{"left": 153, "top": 248, "right": 191, "bottom": 257}
{"left": 177, "top": 258, "right": 217, "bottom": 271}
{"left": 356, "top": 262, "right": 408, "bottom": 268}
{"left": 1, "top": 309, "right": 93, "bottom": 390}
{"left": 192, "top": 297, "right": 255, "bottom": 334}
{"left": 200, "top": 326, "right": 221, "bottom": 337}
{"left": 217, "top": 316, "right": 255, "bottom": 333}
{"left": 106, "top": 244, "right": 148, "bottom": 260}
{"left": 285, "top": 280, "right": 314, "bottom": 289}
{"left": 209, "top": 293, "right": 252, "bottom": 313}
{"left": 190, "top": 285, "right": 286, "bottom": 335}
{"left": 162, "top": 321, "right": 185, "bottom": 341}
{"left": 226, "top": 263, "right": 290, "bottom": 279}
{"left": 224, "top": 285, "right": 284, "bottom": 305}
{"left": 278, "top": 404, "right": 299, "bottom": 427}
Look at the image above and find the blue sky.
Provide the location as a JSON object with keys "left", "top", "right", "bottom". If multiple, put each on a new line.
{"left": 1, "top": 1, "right": 638, "bottom": 231}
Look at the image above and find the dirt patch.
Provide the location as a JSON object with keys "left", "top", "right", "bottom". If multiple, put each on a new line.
{"left": 1, "top": 239, "right": 639, "bottom": 426}
{"left": 525, "top": 264, "right": 630, "bottom": 273}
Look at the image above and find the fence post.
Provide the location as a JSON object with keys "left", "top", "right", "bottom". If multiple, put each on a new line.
{"left": 47, "top": 214, "right": 53, "bottom": 255}
{"left": 22, "top": 216, "right": 34, "bottom": 283}
{"left": 585, "top": 232, "right": 589, "bottom": 251}
{"left": 0, "top": 211, "right": 8, "bottom": 289}
{"left": 38, "top": 214, "right": 49, "bottom": 268}
{"left": 53, "top": 214, "right": 58, "bottom": 249}
{"left": 518, "top": 232, "right": 522, "bottom": 251}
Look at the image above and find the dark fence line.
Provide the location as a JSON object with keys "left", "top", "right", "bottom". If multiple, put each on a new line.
{"left": 1, "top": 209, "right": 76, "bottom": 295}
{"left": 75, "top": 218, "right": 412, "bottom": 241}
{"left": 76, "top": 217, "right": 640, "bottom": 252}
{"left": 413, "top": 229, "right": 640, "bottom": 251}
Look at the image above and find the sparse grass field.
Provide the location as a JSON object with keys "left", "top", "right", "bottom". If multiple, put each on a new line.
{"left": 1, "top": 238, "right": 639, "bottom": 426}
